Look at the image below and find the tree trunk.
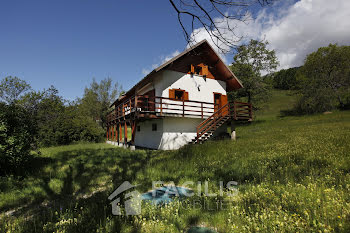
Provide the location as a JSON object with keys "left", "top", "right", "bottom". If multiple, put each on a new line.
{"left": 337, "top": 95, "right": 344, "bottom": 109}
{"left": 248, "top": 92, "right": 252, "bottom": 103}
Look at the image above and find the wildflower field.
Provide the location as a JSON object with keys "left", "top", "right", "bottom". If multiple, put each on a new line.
{"left": 1, "top": 90, "right": 350, "bottom": 232}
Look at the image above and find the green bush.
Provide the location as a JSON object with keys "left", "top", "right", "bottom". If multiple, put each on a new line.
{"left": 273, "top": 67, "right": 300, "bottom": 90}
{"left": 0, "top": 103, "right": 36, "bottom": 176}
{"left": 294, "top": 44, "right": 350, "bottom": 114}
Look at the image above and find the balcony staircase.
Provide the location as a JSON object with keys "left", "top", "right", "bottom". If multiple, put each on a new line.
{"left": 191, "top": 101, "right": 252, "bottom": 144}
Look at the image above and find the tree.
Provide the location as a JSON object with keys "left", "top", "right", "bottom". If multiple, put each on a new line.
{"left": 229, "top": 39, "right": 278, "bottom": 105}
{"left": 79, "top": 78, "right": 123, "bottom": 127}
{"left": 0, "top": 102, "right": 36, "bottom": 176}
{"left": 169, "top": 0, "right": 275, "bottom": 53}
{"left": 273, "top": 67, "right": 300, "bottom": 90}
{"left": 295, "top": 44, "right": 350, "bottom": 113}
{"left": 19, "top": 86, "right": 105, "bottom": 146}
{"left": 0, "top": 76, "right": 31, "bottom": 104}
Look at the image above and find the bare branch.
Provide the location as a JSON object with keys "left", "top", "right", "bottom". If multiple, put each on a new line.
{"left": 169, "top": 0, "right": 274, "bottom": 54}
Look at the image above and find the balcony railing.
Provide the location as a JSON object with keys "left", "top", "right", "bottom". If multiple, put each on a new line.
{"left": 106, "top": 95, "right": 252, "bottom": 125}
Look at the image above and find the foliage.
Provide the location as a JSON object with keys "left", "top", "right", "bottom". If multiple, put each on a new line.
{"left": 0, "top": 76, "right": 31, "bottom": 104}
{"left": 19, "top": 86, "right": 105, "bottom": 147}
{"left": 229, "top": 40, "right": 279, "bottom": 107}
{"left": 294, "top": 44, "right": 350, "bottom": 114}
{"left": 272, "top": 66, "right": 301, "bottom": 90}
{"left": 0, "top": 102, "right": 36, "bottom": 176}
{"left": 79, "top": 78, "right": 123, "bottom": 127}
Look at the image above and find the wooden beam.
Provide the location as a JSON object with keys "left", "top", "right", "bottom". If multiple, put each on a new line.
{"left": 119, "top": 123, "right": 122, "bottom": 143}
{"left": 111, "top": 125, "right": 114, "bottom": 142}
{"left": 131, "top": 121, "right": 137, "bottom": 145}
{"left": 124, "top": 121, "right": 127, "bottom": 144}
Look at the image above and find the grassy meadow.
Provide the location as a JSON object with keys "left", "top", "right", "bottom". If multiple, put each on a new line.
{"left": 1, "top": 90, "right": 350, "bottom": 232}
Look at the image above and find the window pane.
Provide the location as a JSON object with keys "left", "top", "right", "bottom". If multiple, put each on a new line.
{"left": 152, "top": 123, "right": 157, "bottom": 131}
{"left": 175, "top": 90, "right": 184, "bottom": 100}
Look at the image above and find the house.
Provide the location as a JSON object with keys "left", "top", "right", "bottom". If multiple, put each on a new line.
{"left": 106, "top": 40, "right": 252, "bottom": 150}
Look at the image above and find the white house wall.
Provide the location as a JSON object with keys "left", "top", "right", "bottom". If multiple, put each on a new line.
{"left": 134, "top": 119, "right": 164, "bottom": 149}
{"left": 134, "top": 117, "right": 202, "bottom": 150}
{"left": 159, "top": 117, "right": 202, "bottom": 150}
{"left": 153, "top": 70, "right": 227, "bottom": 118}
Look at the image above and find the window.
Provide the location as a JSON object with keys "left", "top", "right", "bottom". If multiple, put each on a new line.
{"left": 152, "top": 123, "right": 157, "bottom": 131}
{"left": 175, "top": 90, "right": 184, "bottom": 100}
{"left": 195, "top": 66, "right": 202, "bottom": 75}
{"left": 169, "top": 89, "right": 189, "bottom": 101}
{"left": 137, "top": 125, "right": 140, "bottom": 132}
{"left": 190, "top": 64, "right": 209, "bottom": 77}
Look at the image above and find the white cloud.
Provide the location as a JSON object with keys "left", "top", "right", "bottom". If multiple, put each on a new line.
{"left": 190, "top": 0, "right": 350, "bottom": 70}
{"left": 261, "top": 0, "right": 350, "bottom": 69}
{"left": 141, "top": 50, "right": 180, "bottom": 76}
{"left": 161, "top": 50, "right": 180, "bottom": 64}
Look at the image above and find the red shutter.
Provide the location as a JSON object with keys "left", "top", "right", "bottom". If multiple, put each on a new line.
{"left": 190, "top": 64, "right": 195, "bottom": 73}
{"left": 169, "top": 89, "right": 175, "bottom": 99}
{"left": 184, "top": 91, "right": 189, "bottom": 101}
{"left": 202, "top": 66, "right": 208, "bottom": 76}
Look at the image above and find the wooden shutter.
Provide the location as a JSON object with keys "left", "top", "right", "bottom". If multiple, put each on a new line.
{"left": 169, "top": 89, "right": 175, "bottom": 99}
{"left": 202, "top": 66, "right": 208, "bottom": 76}
{"left": 190, "top": 64, "right": 195, "bottom": 73}
{"left": 184, "top": 91, "right": 189, "bottom": 101}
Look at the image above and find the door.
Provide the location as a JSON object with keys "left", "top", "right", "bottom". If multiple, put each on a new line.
{"left": 213, "top": 93, "right": 222, "bottom": 115}
{"left": 220, "top": 95, "right": 228, "bottom": 116}
{"left": 213, "top": 93, "right": 228, "bottom": 116}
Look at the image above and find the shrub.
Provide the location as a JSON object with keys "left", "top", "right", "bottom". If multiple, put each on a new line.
{"left": 272, "top": 67, "right": 300, "bottom": 90}
{"left": 0, "top": 102, "right": 36, "bottom": 176}
{"left": 294, "top": 44, "right": 350, "bottom": 114}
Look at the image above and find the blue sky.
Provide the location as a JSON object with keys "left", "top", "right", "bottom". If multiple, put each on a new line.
{"left": 0, "top": 0, "right": 187, "bottom": 100}
{"left": 1, "top": 0, "right": 349, "bottom": 100}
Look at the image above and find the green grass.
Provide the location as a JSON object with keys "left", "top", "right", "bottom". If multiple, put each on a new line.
{"left": 254, "top": 89, "right": 298, "bottom": 121}
{"left": 0, "top": 143, "right": 147, "bottom": 212}
{"left": 1, "top": 90, "right": 350, "bottom": 232}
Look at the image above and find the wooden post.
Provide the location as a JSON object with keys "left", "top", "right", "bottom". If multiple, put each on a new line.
{"left": 234, "top": 102, "right": 237, "bottom": 120}
{"left": 182, "top": 99, "right": 185, "bottom": 117}
{"left": 116, "top": 123, "right": 119, "bottom": 144}
{"left": 124, "top": 121, "right": 127, "bottom": 145}
{"left": 131, "top": 121, "right": 137, "bottom": 143}
{"left": 106, "top": 126, "right": 109, "bottom": 141}
{"left": 160, "top": 98, "right": 162, "bottom": 115}
{"left": 111, "top": 125, "right": 114, "bottom": 142}
{"left": 230, "top": 121, "right": 236, "bottom": 141}
{"left": 249, "top": 103, "right": 253, "bottom": 120}
{"left": 114, "top": 124, "right": 116, "bottom": 141}
{"left": 109, "top": 126, "right": 112, "bottom": 141}
{"left": 119, "top": 123, "right": 122, "bottom": 143}
{"left": 129, "top": 121, "right": 136, "bottom": 150}
{"left": 201, "top": 102, "right": 203, "bottom": 119}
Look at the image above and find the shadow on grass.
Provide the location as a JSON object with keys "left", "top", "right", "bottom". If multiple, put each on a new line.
{"left": 1, "top": 146, "right": 152, "bottom": 232}
{"left": 1, "top": 147, "right": 148, "bottom": 213}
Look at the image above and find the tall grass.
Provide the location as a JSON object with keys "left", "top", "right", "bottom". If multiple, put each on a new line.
{"left": 1, "top": 91, "right": 350, "bottom": 232}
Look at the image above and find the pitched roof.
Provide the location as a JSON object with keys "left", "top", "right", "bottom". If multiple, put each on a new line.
{"left": 111, "top": 40, "right": 243, "bottom": 107}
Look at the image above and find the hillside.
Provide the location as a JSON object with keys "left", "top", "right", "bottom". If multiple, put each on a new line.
{"left": 1, "top": 90, "right": 350, "bottom": 232}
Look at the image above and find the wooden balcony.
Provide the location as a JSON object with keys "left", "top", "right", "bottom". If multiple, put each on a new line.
{"left": 106, "top": 95, "right": 252, "bottom": 125}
